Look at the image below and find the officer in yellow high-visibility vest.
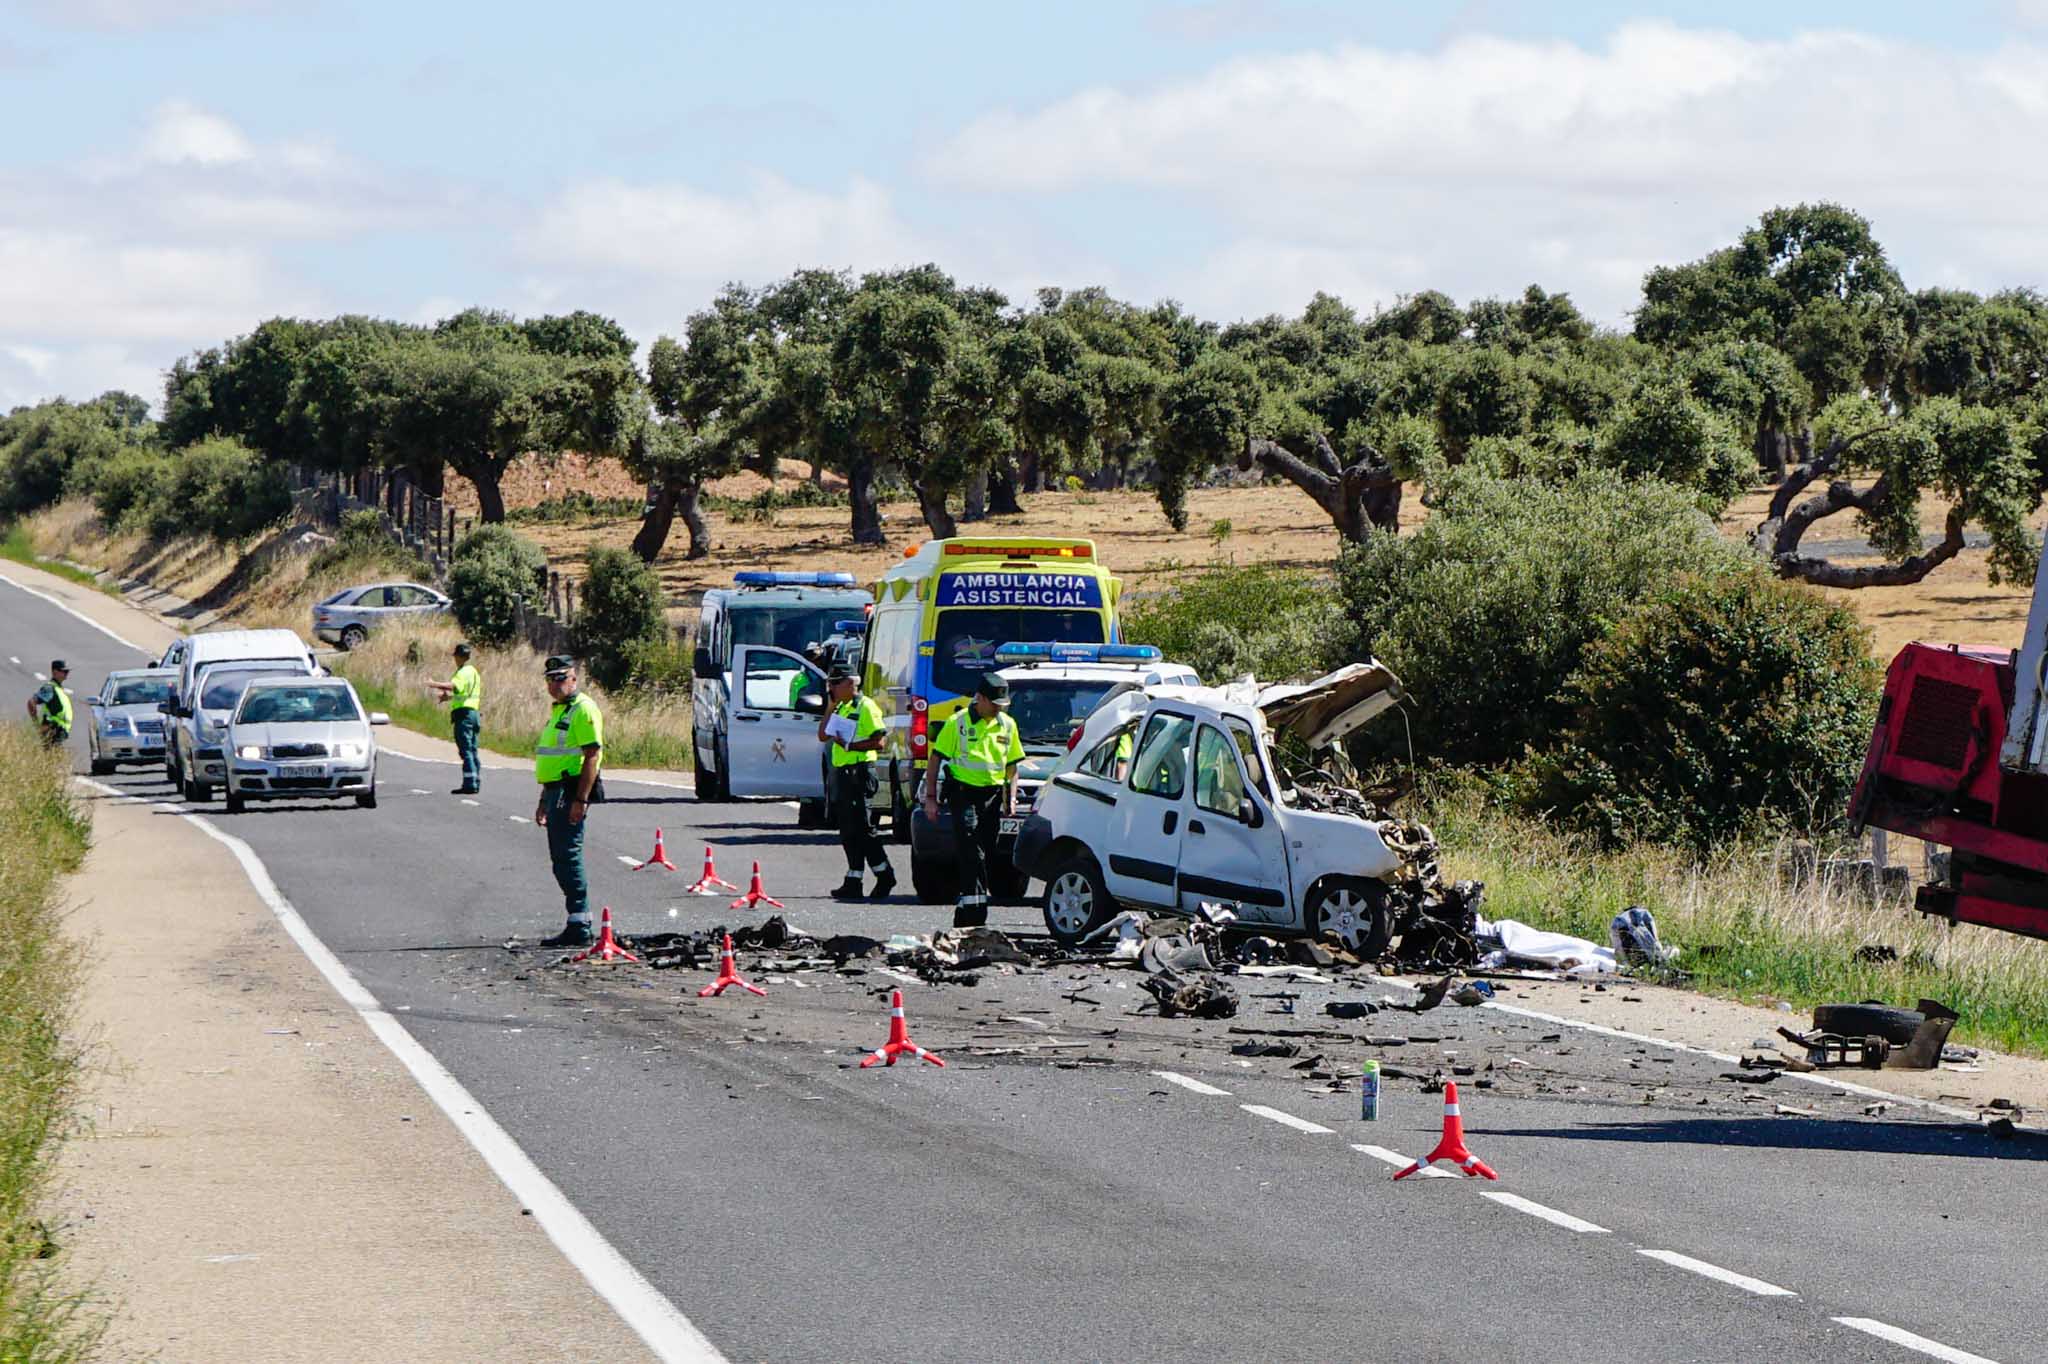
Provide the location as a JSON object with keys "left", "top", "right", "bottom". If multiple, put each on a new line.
{"left": 532, "top": 655, "right": 604, "bottom": 948}
{"left": 816, "top": 666, "right": 895, "bottom": 901}
{"left": 25, "top": 660, "right": 72, "bottom": 749}
{"left": 428, "top": 642, "right": 483, "bottom": 795}
{"left": 921, "top": 673, "right": 1025, "bottom": 928}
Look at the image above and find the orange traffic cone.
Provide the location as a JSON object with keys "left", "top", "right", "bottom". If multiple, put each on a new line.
{"left": 859, "top": 989, "right": 945, "bottom": 1068}
{"left": 696, "top": 932, "right": 767, "bottom": 998}
{"left": 634, "top": 827, "right": 679, "bottom": 871}
{"left": 684, "top": 845, "right": 740, "bottom": 895}
{"left": 570, "top": 906, "right": 642, "bottom": 965}
{"left": 729, "top": 860, "right": 785, "bottom": 911}
{"left": 1392, "top": 1081, "right": 1497, "bottom": 1180}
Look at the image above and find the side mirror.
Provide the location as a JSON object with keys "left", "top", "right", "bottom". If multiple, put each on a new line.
{"left": 795, "top": 692, "right": 825, "bottom": 715}
{"left": 88, "top": 698, "right": 103, "bottom": 708}
{"left": 1237, "top": 800, "right": 1264, "bottom": 830}
{"left": 368, "top": 712, "right": 391, "bottom": 726}
{"left": 692, "top": 646, "right": 716, "bottom": 680}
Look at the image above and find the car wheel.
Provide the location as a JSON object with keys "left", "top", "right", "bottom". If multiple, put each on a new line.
{"left": 989, "top": 859, "right": 1028, "bottom": 904}
{"left": 190, "top": 780, "right": 213, "bottom": 803}
{"left": 1042, "top": 851, "right": 1113, "bottom": 947}
{"left": 693, "top": 753, "right": 717, "bottom": 800}
{"left": 797, "top": 798, "right": 827, "bottom": 829}
{"left": 89, "top": 757, "right": 114, "bottom": 776}
{"left": 910, "top": 858, "right": 958, "bottom": 905}
{"left": 1306, "top": 877, "right": 1394, "bottom": 959}
{"left": 356, "top": 784, "right": 378, "bottom": 809}
{"left": 340, "top": 625, "right": 368, "bottom": 651}
{"left": 225, "top": 791, "right": 245, "bottom": 814}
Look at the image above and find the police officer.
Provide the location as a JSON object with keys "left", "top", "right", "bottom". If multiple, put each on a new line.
{"left": 428, "top": 642, "right": 483, "bottom": 794}
{"left": 921, "top": 673, "right": 1024, "bottom": 928}
{"left": 25, "top": 660, "right": 72, "bottom": 749}
{"left": 817, "top": 666, "right": 894, "bottom": 901}
{"left": 533, "top": 655, "right": 604, "bottom": 948}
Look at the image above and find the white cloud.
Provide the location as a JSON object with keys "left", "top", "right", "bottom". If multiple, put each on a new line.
{"left": 138, "top": 98, "right": 254, "bottom": 165}
{"left": 26, "top": 0, "right": 288, "bottom": 32}
{"left": 928, "top": 22, "right": 2048, "bottom": 323}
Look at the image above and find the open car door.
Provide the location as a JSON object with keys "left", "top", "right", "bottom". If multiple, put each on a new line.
{"left": 728, "top": 645, "right": 828, "bottom": 799}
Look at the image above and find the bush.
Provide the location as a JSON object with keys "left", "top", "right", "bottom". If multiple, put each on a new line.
{"left": 1337, "top": 467, "right": 1754, "bottom": 767}
{"left": 148, "top": 437, "right": 291, "bottom": 541}
{"left": 1123, "top": 564, "right": 1345, "bottom": 683}
{"left": 1522, "top": 572, "right": 1882, "bottom": 851}
{"left": 571, "top": 546, "right": 669, "bottom": 690}
{"left": 447, "top": 524, "right": 548, "bottom": 647}
{"left": 0, "top": 402, "right": 127, "bottom": 519}
{"left": 1595, "top": 378, "right": 1755, "bottom": 513}
{"left": 90, "top": 447, "right": 176, "bottom": 530}
{"left": 306, "top": 508, "right": 429, "bottom": 581}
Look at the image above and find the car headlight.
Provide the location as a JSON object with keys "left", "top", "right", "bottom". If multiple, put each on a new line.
{"left": 236, "top": 745, "right": 265, "bottom": 760}
{"left": 332, "top": 742, "right": 366, "bottom": 761}
{"left": 105, "top": 716, "right": 132, "bottom": 734}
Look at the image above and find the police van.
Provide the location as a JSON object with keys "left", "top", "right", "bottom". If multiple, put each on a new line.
{"left": 860, "top": 537, "right": 1123, "bottom": 833}
{"left": 691, "top": 572, "right": 873, "bottom": 806}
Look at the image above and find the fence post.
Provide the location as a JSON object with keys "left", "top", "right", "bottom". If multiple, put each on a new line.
{"left": 563, "top": 578, "right": 576, "bottom": 625}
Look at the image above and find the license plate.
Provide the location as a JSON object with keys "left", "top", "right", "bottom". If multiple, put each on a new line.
{"left": 999, "top": 817, "right": 1022, "bottom": 836}
{"left": 278, "top": 764, "right": 323, "bottom": 779}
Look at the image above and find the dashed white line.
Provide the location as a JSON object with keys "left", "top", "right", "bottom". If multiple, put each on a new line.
{"left": 1151, "top": 1070, "right": 1231, "bottom": 1097}
{"left": 7, "top": 656, "right": 17, "bottom": 664}
{"left": 1637, "top": 1249, "right": 1795, "bottom": 1297}
{"left": 509, "top": 815, "right": 529, "bottom": 823}
{"left": 34, "top": 671, "right": 46, "bottom": 681}
{"left": 1832, "top": 1318, "right": 1999, "bottom": 1364}
{"left": 1239, "top": 1104, "right": 1332, "bottom": 1135}
{"left": 1351, "top": 1143, "right": 1454, "bottom": 1177}
{"left": 1481, "top": 1191, "right": 1609, "bottom": 1233}
{"left": 410, "top": 788, "right": 431, "bottom": 795}
{"left": 617, "top": 855, "right": 641, "bottom": 867}
{"left": 461, "top": 798, "right": 480, "bottom": 806}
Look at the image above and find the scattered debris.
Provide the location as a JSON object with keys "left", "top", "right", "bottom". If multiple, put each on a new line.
{"left": 1138, "top": 972, "right": 1238, "bottom": 1020}
{"left": 1407, "top": 975, "right": 1456, "bottom": 1012}
{"left": 1230, "top": 1040, "right": 1299, "bottom": 1058}
{"left": 1452, "top": 981, "right": 1495, "bottom": 1007}
{"left": 1324, "top": 1001, "right": 1380, "bottom": 1020}
{"left": 1608, "top": 906, "right": 1676, "bottom": 968}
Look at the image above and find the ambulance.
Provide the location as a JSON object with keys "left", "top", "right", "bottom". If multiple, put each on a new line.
{"left": 691, "top": 571, "right": 873, "bottom": 807}
{"left": 859, "top": 537, "right": 1123, "bottom": 832}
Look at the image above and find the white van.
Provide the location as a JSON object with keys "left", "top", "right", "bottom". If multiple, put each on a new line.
{"left": 690, "top": 572, "right": 872, "bottom": 808}
{"left": 168, "top": 628, "right": 320, "bottom": 799}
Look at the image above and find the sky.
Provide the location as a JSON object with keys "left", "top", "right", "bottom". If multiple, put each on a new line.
{"left": 3, "top": 0, "right": 2046, "bottom": 411}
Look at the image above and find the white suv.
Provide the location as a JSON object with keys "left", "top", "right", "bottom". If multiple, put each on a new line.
{"left": 1014, "top": 663, "right": 1418, "bottom": 949}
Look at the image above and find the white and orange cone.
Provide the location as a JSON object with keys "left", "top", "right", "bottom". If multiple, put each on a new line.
{"left": 1392, "top": 1080, "right": 1496, "bottom": 1180}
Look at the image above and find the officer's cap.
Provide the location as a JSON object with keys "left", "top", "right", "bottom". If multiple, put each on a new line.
{"left": 543, "top": 654, "right": 576, "bottom": 678}
{"left": 49, "top": 659, "right": 68, "bottom": 673}
{"left": 974, "top": 673, "right": 1010, "bottom": 704}
{"left": 453, "top": 642, "right": 472, "bottom": 658}
{"left": 827, "top": 666, "right": 855, "bottom": 684}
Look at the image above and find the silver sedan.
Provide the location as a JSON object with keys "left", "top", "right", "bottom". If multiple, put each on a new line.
{"left": 86, "top": 668, "right": 178, "bottom": 775}
{"left": 312, "top": 581, "right": 451, "bottom": 650}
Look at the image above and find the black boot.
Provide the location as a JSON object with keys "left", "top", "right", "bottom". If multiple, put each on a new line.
{"left": 868, "top": 867, "right": 897, "bottom": 901}
{"left": 539, "top": 922, "right": 593, "bottom": 948}
{"left": 831, "top": 875, "right": 865, "bottom": 902}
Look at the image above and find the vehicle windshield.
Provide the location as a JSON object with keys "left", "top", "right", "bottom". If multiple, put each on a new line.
{"left": 238, "top": 685, "right": 359, "bottom": 724}
{"left": 111, "top": 677, "right": 173, "bottom": 706}
{"left": 199, "top": 668, "right": 304, "bottom": 711}
{"left": 729, "top": 606, "right": 848, "bottom": 656}
{"left": 933, "top": 610, "right": 1105, "bottom": 698}
{"left": 1005, "top": 678, "right": 1124, "bottom": 745}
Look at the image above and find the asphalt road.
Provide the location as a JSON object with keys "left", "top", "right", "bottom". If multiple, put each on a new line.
{"left": 7, "top": 576, "right": 2038, "bottom": 1364}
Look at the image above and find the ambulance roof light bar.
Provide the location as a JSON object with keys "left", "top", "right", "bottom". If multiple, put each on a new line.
{"left": 994, "top": 643, "right": 1162, "bottom": 666}
{"left": 732, "top": 571, "right": 859, "bottom": 587}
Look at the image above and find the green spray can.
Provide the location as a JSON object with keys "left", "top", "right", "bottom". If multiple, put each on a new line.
{"left": 1359, "top": 1059, "right": 1381, "bottom": 1122}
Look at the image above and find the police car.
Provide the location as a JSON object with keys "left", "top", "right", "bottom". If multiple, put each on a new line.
{"left": 691, "top": 572, "right": 873, "bottom": 808}
{"left": 1014, "top": 662, "right": 1423, "bottom": 949}
{"left": 907, "top": 643, "right": 1199, "bottom": 904}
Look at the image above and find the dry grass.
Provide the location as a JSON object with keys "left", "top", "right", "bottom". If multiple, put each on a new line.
{"left": 1430, "top": 790, "right": 2048, "bottom": 1056}
{"left": 0, "top": 728, "right": 104, "bottom": 1360}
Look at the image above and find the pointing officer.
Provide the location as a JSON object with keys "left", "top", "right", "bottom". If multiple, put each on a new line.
{"left": 428, "top": 642, "right": 483, "bottom": 794}
{"left": 25, "top": 660, "right": 72, "bottom": 749}
{"left": 921, "top": 673, "right": 1024, "bottom": 928}
{"left": 817, "top": 665, "right": 895, "bottom": 901}
{"left": 533, "top": 655, "right": 604, "bottom": 948}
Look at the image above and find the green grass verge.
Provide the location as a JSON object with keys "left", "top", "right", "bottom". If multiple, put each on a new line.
{"left": 342, "top": 673, "right": 695, "bottom": 772}
{"left": 1429, "top": 792, "right": 2048, "bottom": 1057}
{"left": 0, "top": 727, "right": 105, "bottom": 1360}
{"left": 0, "top": 524, "right": 117, "bottom": 598}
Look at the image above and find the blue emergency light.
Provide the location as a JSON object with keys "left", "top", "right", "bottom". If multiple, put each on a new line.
{"left": 833, "top": 619, "right": 867, "bottom": 633}
{"left": 994, "top": 642, "right": 1162, "bottom": 665}
{"left": 732, "top": 571, "right": 859, "bottom": 587}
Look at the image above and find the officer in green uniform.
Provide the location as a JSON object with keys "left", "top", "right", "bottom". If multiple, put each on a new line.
{"left": 533, "top": 655, "right": 604, "bottom": 948}
{"left": 429, "top": 643, "right": 483, "bottom": 794}
{"left": 816, "top": 666, "right": 894, "bottom": 901}
{"left": 921, "top": 673, "right": 1025, "bottom": 928}
{"left": 25, "top": 660, "right": 72, "bottom": 749}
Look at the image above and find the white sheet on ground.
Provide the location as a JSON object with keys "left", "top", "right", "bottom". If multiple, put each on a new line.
{"left": 1493, "top": 919, "right": 1617, "bottom": 976}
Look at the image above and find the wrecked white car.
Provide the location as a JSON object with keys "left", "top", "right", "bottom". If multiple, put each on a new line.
{"left": 1014, "top": 662, "right": 1473, "bottom": 954}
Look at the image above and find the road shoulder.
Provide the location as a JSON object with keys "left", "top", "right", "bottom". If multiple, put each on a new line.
{"left": 55, "top": 784, "right": 654, "bottom": 1363}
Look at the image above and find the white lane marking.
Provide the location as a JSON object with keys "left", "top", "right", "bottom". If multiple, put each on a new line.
{"left": 1481, "top": 1191, "right": 1609, "bottom": 1233}
{"left": 78, "top": 778, "right": 724, "bottom": 1363}
{"left": 1151, "top": 1070, "right": 1230, "bottom": 1097}
{"left": 617, "top": 855, "right": 641, "bottom": 867}
{"left": 1351, "top": 1143, "right": 1455, "bottom": 1177}
{"left": 509, "top": 815, "right": 529, "bottom": 823}
{"left": 1240, "top": 1104, "right": 1332, "bottom": 1135}
{"left": 8, "top": 656, "right": 17, "bottom": 664}
{"left": 1832, "top": 1318, "right": 1999, "bottom": 1364}
{"left": 461, "top": 798, "right": 480, "bottom": 806}
{"left": 1636, "top": 1249, "right": 1795, "bottom": 1297}
{"left": 0, "top": 569, "right": 147, "bottom": 651}
{"left": 34, "top": 671, "right": 46, "bottom": 681}
{"left": 410, "top": 789, "right": 431, "bottom": 795}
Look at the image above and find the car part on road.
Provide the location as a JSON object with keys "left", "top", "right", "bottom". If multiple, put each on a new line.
{"left": 1138, "top": 970, "right": 1238, "bottom": 1019}
{"left": 1811, "top": 1002, "right": 1925, "bottom": 1045}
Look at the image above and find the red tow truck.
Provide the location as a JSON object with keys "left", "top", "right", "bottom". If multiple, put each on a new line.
{"left": 1850, "top": 567, "right": 2048, "bottom": 941}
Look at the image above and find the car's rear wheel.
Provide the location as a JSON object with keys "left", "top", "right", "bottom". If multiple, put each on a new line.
{"left": 1042, "top": 851, "right": 1113, "bottom": 947}
{"left": 339, "top": 625, "right": 368, "bottom": 651}
{"left": 1306, "top": 877, "right": 1394, "bottom": 959}
{"left": 183, "top": 776, "right": 210, "bottom": 802}
{"left": 89, "top": 757, "right": 114, "bottom": 776}
{"left": 224, "top": 791, "right": 245, "bottom": 814}
{"left": 911, "top": 858, "right": 957, "bottom": 905}
{"left": 797, "top": 798, "right": 827, "bottom": 829}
